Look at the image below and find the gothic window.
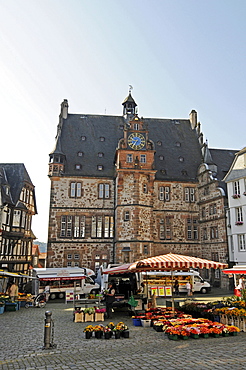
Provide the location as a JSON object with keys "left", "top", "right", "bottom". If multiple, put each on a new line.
{"left": 159, "top": 217, "right": 171, "bottom": 240}
{"left": 127, "top": 154, "right": 133, "bottom": 163}
{"left": 210, "top": 227, "right": 218, "bottom": 239}
{"left": 185, "top": 187, "right": 195, "bottom": 202}
{"left": 187, "top": 218, "right": 198, "bottom": 240}
{"left": 124, "top": 211, "right": 130, "bottom": 221}
{"left": 203, "top": 228, "right": 207, "bottom": 240}
{"left": 91, "top": 215, "right": 114, "bottom": 238}
{"left": 70, "top": 182, "right": 82, "bottom": 198}
{"left": 104, "top": 216, "right": 114, "bottom": 238}
{"left": 60, "top": 215, "right": 85, "bottom": 238}
{"left": 98, "top": 183, "right": 110, "bottom": 199}
{"left": 140, "top": 154, "right": 146, "bottom": 163}
{"left": 202, "top": 207, "right": 206, "bottom": 218}
{"left": 159, "top": 186, "right": 170, "bottom": 201}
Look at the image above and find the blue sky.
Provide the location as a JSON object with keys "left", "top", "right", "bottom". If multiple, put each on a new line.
{"left": 1, "top": 0, "right": 246, "bottom": 242}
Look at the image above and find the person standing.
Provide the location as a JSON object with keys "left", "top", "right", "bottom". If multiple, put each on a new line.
{"left": 174, "top": 279, "right": 179, "bottom": 296}
{"left": 105, "top": 282, "right": 115, "bottom": 319}
{"left": 186, "top": 281, "right": 191, "bottom": 296}
{"left": 43, "top": 284, "right": 50, "bottom": 301}
{"left": 9, "top": 282, "right": 19, "bottom": 302}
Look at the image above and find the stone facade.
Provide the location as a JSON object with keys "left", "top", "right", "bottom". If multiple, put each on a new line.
{"left": 47, "top": 93, "right": 237, "bottom": 287}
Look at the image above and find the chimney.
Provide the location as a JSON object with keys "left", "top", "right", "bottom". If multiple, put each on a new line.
{"left": 189, "top": 110, "right": 197, "bottom": 130}
{"left": 61, "top": 99, "right": 69, "bottom": 119}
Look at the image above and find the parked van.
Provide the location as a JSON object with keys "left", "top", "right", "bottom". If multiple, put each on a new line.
{"left": 32, "top": 267, "right": 100, "bottom": 299}
{"left": 141, "top": 270, "right": 211, "bottom": 294}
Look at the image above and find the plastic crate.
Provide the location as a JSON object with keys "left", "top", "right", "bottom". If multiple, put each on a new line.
{"left": 141, "top": 319, "right": 151, "bottom": 327}
{"left": 132, "top": 318, "right": 142, "bottom": 326}
{"left": 5, "top": 302, "right": 18, "bottom": 312}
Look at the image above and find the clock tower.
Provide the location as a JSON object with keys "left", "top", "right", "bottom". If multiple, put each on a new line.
{"left": 114, "top": 95, "right": 156, "bottom": 264}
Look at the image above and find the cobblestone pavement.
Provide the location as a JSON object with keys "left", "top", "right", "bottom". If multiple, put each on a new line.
{"left": 1, "top": 297, "right": 246, "bottom": 370}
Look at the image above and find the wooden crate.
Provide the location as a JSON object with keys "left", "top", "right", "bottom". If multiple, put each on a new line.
{"left": 74, "top": 312, "right": 84, "bottom": 323}
{"left": 238, "top": 317, "right": 246, "bottom": 332}
{"left": 94, "top": 312, "right": 104, "bottom": 322}
{"left": 84, "top": 313, "right": 94, "bottom": 322}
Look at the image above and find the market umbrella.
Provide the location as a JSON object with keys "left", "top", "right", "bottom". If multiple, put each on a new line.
{"left": 129, "top": 253, "right": 228, "bottom": 315}
{"left": 129, "top": 253, "right": 228, "bottom": 272}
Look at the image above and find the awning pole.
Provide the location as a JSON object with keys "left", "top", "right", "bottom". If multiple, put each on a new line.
{"left": 171, "top": 269, "right": 175, "bottom": 317}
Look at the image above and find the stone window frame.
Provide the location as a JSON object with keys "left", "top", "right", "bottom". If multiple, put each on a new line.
{"left": 69, "top": 182, "right": 82, "bottom": 198}
{"left": 184, "top": 187, "right": 195, "bottom": 202}
{"left": 98, "top": 183, "right": 110, "bottom": 199}
{"left": 159, "top": 186, "right": 170, "bottom": 201}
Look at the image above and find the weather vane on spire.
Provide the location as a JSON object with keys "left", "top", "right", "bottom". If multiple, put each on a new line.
{"left": 129, "top": 85, "right": 133, "bottom": 93}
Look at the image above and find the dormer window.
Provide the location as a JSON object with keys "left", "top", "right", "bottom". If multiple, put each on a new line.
{"left": 99, "top": 137, "right": 105, "bottom": 142}
{"left": 77, "top": 152, "right": 83, "bottom": 157}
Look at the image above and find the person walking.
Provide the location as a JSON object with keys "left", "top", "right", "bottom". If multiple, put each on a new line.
{"left": 105, "top": 282, "right": 115, "bottom": 319}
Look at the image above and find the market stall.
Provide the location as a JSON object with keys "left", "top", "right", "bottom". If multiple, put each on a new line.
{"left": 129, "top": 253, "right": 228, "bottom": 314}
{"left": 0, "top": 270, "right": 37, "bottom": 312}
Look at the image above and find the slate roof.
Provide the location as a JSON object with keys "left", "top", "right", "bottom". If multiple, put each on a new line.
{"left": 209, "top": 149, "right": 238, "bottom": 191}
{"left": 0, "top": 164, "right": 37, "bottom": 212}
{"left": 57, "top": 113, "right": 204, "bottom": 182}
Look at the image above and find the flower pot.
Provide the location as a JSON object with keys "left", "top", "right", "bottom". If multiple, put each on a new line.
{"left": 179, "top": 335, "right": 189, "bottom": 340}
{"left": 168, "top": 334, "right": 178, "bottom": 341}
{"left": 154, "top": 325, "right": 163, "bottom": 332}
{"left": 85, "top": 331, "right": 92, "bottom": 339}
{"left": 229, "top": 332, "right": 238, "bottom": 336}
{"left": 114, "top": 331, "right": 121, "bottom": 339}
{"left": 104, "top": 332, "right": 111, "bottom": 339}
{"left": 211, "top": 333, "right": 220, "bottom": 338}
{"left": 222, "top": 332, "right": 229, "bottom": 337}
{"left": 95, "top": 331, "right": 103, "bottom": 339}
{"left": 200, "top": 334, "right": 209, "bottom": 338}
{"left": 122, "top": 330, "right": 129, "bottom": 338}
{"left": 190, "top": 334, "right": 199, "bottom": 339}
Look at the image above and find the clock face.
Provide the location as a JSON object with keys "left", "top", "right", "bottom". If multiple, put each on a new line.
{"left": 128, "top": 133, "right": 146, "bottom": 150}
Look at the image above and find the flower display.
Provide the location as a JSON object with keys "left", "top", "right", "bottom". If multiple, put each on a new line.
{"left": 227, "top": 325, "right": 240, "bottom": 333}
{"left": 84, "top": 307, "right": 95, "bottom": 315}
{"left": 93, "top": 325, "right": 104, "bottom": 331}
{"left": 83, "top": 325, "right": 94, "bottom": 332}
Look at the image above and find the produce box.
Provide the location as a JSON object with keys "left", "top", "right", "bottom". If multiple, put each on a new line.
{"left": 84, "top": 313, "right": 94, "bottom": 322}
{"left": 5, "top": 302, "right": 18, "bottom": 312}
{"left": 94, "top": 312, "right": 104, "bottom": 322}
{"left": 74, "top": 312, "right": 84, "bottom": 323}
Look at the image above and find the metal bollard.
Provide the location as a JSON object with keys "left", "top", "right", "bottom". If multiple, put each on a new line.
{"left": 43, "top": 311, "right": 56, "bottom": 349}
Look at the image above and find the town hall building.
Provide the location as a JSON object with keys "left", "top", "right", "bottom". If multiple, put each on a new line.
{"left": 47, "top": 92, "right": 237, "bottom": 287}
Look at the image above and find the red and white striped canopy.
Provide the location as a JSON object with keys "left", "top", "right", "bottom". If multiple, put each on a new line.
{"left": 129, "top": 253, "right": 227, "bottom": 271}
{"left": 102, "top": 263, "right": 132, "bottom": 275}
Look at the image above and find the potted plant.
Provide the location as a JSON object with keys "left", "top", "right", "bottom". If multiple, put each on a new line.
{"left": 104, "top": 326, "right": 112, "bottom": 339}
{"left": 94, "top": 325, "right": 104, "bottom": 339}
{"left": 83, "top": 325, "right": 94, "bottom": 339}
